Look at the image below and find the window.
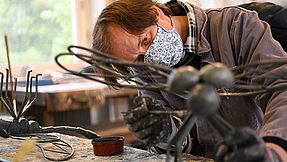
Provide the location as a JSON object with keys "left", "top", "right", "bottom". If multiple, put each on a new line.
{"left": 0, "top": 0, "right": 73, "bottom": 64}
{"left": 0, "top": 0, "right": 97, "bottom": 77}
{"left": 3, "top": 0, "right": 285, "bottom": 78}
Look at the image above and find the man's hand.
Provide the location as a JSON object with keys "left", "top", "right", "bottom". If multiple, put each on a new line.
{"left": 122, "top": 96, "right": 172, "bottom": 146}
{"left": 215, "top": 127, "right": 282, "bottom": 162}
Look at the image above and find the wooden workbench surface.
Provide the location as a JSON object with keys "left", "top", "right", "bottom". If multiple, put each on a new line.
{"left": 0, "top": 133, "right": 213, "bottom": 162}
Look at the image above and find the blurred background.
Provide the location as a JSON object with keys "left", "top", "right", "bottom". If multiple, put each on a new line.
{"left": 0, "top": 0, "right": 286, "bottom": 147}
{"left": 0, "top": 0, "right": 286, "bottom": 77}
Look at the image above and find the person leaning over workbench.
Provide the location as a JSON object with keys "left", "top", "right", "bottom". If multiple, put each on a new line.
{"left": 92, "top": 0, "right": 287, "bottom": 161}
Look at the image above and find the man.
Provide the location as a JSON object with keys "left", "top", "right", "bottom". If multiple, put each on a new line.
{"left": 92, "top": 0, "right": 287, "bottom": 161}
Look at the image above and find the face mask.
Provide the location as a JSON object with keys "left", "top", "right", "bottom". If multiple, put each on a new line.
{"left": 144, "top": 22, "right": 184, "bottom": 67}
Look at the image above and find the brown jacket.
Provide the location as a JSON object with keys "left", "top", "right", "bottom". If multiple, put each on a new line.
{"left": 139, "top": 4, "right": 287, "bottom": 155}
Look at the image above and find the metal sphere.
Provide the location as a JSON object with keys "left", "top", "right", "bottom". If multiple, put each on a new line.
{"left": 167, "top": 66, "right": 200, "bottom": 95}
{"left": 200, "top": 63, "right": 234, "bottom": 88}
{"left": 186, "top": 84, "right": 220, "bottom": 117}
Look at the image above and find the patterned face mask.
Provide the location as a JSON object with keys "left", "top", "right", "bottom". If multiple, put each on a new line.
{"left": 144, "top": 22, "right": 184, "bottom": 67}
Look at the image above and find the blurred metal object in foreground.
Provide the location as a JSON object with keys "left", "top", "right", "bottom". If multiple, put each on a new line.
{"left": 55, "top": 45, "right": 287, "bottom": 162}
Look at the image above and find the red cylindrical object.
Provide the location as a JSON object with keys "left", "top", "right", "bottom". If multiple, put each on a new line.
{"left": 91, "top": 136, "right": 124, "bottom": 156}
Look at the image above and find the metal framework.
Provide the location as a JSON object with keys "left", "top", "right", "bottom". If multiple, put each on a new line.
{"left": 55, "top": 45, "right": 287, "bottom": 161}
{"left": 0, "top": 69, "right": 101, "bottom": 161}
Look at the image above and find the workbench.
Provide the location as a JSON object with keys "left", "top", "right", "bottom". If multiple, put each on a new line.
{"left": 12, "top": 80, "right": 138, "bottom": 143}
{"left": 0, "top": 133, "right": 214, "bottom": 162}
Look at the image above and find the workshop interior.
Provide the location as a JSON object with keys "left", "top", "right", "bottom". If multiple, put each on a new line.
{"left": 0, "top": 0, "right": 287, "bottom": 161}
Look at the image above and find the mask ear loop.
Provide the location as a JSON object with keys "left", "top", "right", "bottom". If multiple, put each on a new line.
{"left": 157, "top": 15, "right": 176, "bottom": 32}
{"left": 169, "top": 15, "right": 175, "bottom": 28}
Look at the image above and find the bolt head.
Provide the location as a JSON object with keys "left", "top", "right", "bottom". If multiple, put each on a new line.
{"left": 200, "top": 63, "right": 234, "bottom": 88}
{"left": 186, "top": 84, "right": 220, "bottom": 117}
{"left": 167, "top": 66, "right": 200, "bottom": 95}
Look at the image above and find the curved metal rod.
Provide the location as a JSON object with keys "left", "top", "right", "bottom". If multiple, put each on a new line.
{"left": 55, "top": 53, "right": 167, "bottom": 90}
{"left": 37, "top": 139, "right": 75, "bottom": 161}
{"left": 4, "top": 69, "right": 14, "bottom": 109}
{"left": 166, "top": 112, "right": 197, "bottom": 162}
{"left": 10, "top": 133, "right": 74, "bottom": 161}
{"left": 5, "top": 69, "right": 9, "bottom": 97}
{"left": 20, "top": 74, "right": 42, "bottom": 118}
{"left": 67, "top": 45, "right": 171, "bottom": 73}
{"left": 149, "top": 110, "right": 188, "bottom": 118}
{"left": 0, "top": 72, "right": 3, "bottom": 93}
{"left": 13, "top": 78, "right": 17, "bottom": 94}
{"left": 40, "top": 126, "right": 101, "bottom": 139}
{"left": 232, "top": 59, "right": 287, "bottom": 83}
{"left": 16, "top": 70, "right": 32, "bottom": 120}
{"left": 1, "top": 69, "right": 16, "bottom": 118}
{"left": 55, "top": 45, "right": 287, "bottom": 97}
{"left": 219, "top": 84, "right": 287, "bottom": 96}
{"left": 231, "top": 59, "right": 287, "bottom": 72}
{"left": 10, "top": 133, "right": 60, "bottom": 143}
{"left": 67, "top": 45, "right": 171, "bottom": 74}
{"left": 0, "top": 72, "right": 16, "bottom": 117}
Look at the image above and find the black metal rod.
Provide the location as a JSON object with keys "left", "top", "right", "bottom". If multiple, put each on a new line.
{"left": 0, "top": 72, "right": 15, "bottom": 118}
{"left": 166, "top": 112, "right": 197, "bottom": 162}
{"left": 40, "top": 126, "right": 101, "bottom": 139}
{"left": 207, "top": 114, "right": 235, "bottom": 137}
{"left": 20, "top": 74, "right": 41, "bottom": 118}
{"left": 4, "top": 69, "right": 16, "bottom": 118}
{"left": 0, "top": 72, "right": 3, "bottom": 97}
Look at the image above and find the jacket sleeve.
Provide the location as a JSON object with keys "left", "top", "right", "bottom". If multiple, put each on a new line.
{"left": 238, "top": 2, "right": 287, "bottom": 52}
{"left": 230, "top": 8, "right": 287, "bottom": 151}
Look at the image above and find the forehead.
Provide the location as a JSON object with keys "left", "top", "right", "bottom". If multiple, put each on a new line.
{"left": 107, "top": 24, "right": 138, "bottom": 45}
{"left": 107, "top": 24, "right": 140, "bottom": 60}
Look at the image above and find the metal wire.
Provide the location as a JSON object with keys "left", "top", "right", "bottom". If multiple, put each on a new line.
{"left": 55, "top": 45, "right": 287, "bottom": 97}
{"left": 10, "top": 133, "right": 74, "bottom": 161}
{"left": 37, "top": 139, "right": 74, "bottom": 161}
{"left": 55, "top": 45, "right": 171, "bottom": 91}
{"left": 10, "top": 133, "right": 60, "bottom": 143}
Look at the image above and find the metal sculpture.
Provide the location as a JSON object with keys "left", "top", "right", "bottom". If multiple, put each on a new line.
{"left": 0, "top": 69, "right": 101, "bottom": 161}
{"left": 55, "top": 45, "right": 287, "bottom": 96}
{"left": 55, "top": 45, "right": 287, "bottom": 162}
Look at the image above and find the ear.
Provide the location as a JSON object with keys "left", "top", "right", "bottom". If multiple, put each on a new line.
{"left": 152, "top": 6, "right": 165, "bottom": 21}
{"left": 152, "top": 6, "right": 171, "bottom": 28}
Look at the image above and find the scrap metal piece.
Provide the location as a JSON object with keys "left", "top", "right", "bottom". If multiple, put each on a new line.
{"left": 0, "top": 70, "right": 40, "bottom": 122}
{"left": 10, "top": 133, "right": 74, "bottom": 161}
